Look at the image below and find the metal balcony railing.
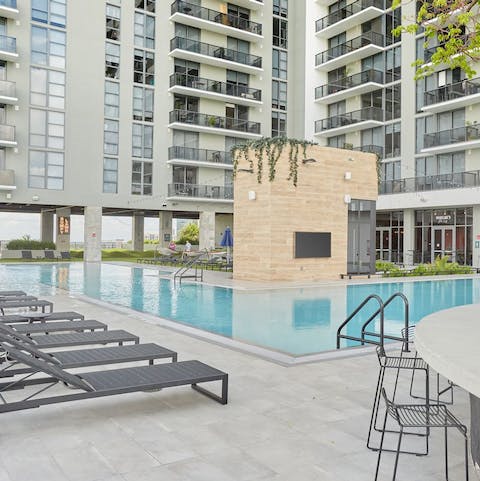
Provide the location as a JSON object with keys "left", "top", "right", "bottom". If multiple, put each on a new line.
{"left": 315, "top": 69, "right": 384, "bottom": 99}
{"left": 379, "top": 170, "right": 480, "bottom": 194}
{"left": 0, "top": 34, "right": 16, "bottom": 54}
{"left": 0, "top": 124, "right": 15, "bottom": 142}
{"left": 424, "top": 78, "right": 480, "bottom": 106}
{"left": 170, "top": 73, "right": 262, "bottom": 101}
{"left": 170, "top": 109, "right": 261, "bottom": 134}
{"left": 351, "top": 144, "right": 384, "bottom": 157}
{"left": 168, "top": 146, "right": 233, "bottom": 165}
{"left": 0, "top": 79, "right": 16, "bottom": 98}
{"left": 170, "top": 36, "right": 262, "bottom": 68}
{"left": 0, "top": 169, "right": 14, "bottom": 187}
{"left": 171, "top": 0, "right": 262, "bottom": 35}
{"left": 424, "top": 126, "right": 480, "bottom": 148}
{"left": 315, "top": 31, "right": 384, "bottom": 66}
{"left": 315, "top": 107, "right": 383, "bottom": 132}
{"left": 0, "top": 0, "right": 17, "bottom": 8}
{"left": 315, "top": 0, "right": 384, "bottom": 32}
{"left": 168, "top": 183, "right": 234, "bottom": 200}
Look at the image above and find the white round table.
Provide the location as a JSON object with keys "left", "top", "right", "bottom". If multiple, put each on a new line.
{"left": 415, "top": 304, "right": 480, "bottom": 475}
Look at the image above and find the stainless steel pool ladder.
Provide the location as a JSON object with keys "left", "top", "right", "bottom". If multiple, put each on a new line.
{"left": 173, "top": 250, "right": 209, "bottom": 285}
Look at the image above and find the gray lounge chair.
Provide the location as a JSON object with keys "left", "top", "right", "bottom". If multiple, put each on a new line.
{"left": 44, "top": 250, "right": 57, "bottom": 260}
{"left": 0, "top": 336, "right": 177, "bottom": 377}
{"left": 0, "top": 343, "right": 228, "bottom": 412}
{"left": 0, "top": 299, "right": 53, "bottom": 315}
{"left": 0, "top": 295, "right": 38, "bottom": 302}
{"left": 21, "top": 251, "right": 33, "bottom": 260}
{"left": 0, "top": 291, "right": 27, "bottom": 297}
{"left": 0, "top": 311, "right": 85, "bottom": 324}
{"left": 10, "top": 320, "right": 107, "bottom": 335}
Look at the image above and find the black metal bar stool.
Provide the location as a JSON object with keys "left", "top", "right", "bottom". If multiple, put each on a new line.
{"left": 374, "top": 388, "right": 469, "bottom": 481}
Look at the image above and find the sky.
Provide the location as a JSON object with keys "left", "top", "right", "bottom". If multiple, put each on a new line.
{"left": 0, "top": 213, "right": 160, "bottom": 242}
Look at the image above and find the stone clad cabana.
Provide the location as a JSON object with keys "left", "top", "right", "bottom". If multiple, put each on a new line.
{"left": 233, "top": 142, "right": 378, "bottom": 282}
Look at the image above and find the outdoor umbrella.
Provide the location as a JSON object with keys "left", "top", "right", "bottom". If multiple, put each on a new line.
{"left": 220, "top": 226, "right": 233, "bottom": 263}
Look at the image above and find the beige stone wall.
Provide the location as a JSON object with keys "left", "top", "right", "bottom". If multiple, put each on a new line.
{"left": 233, "top": 145, "right": 378, "bottom": 281}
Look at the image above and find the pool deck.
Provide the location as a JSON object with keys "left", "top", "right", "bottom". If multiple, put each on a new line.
{"left": 0, "top": 284, "right": 475, "bottom": 481}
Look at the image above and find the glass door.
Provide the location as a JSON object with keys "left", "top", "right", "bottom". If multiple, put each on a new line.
{"left": 376, "top": 228, "right": 390, "bottom": 261}
{"left": 432, "top": 227, "right": 455, "bottom": 261}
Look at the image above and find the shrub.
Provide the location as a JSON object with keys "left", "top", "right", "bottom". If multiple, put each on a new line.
{"left": 7, "top": 239, "right": 56, "bottom": 250}
{"left": 375, "top": 261, "right": 396, "bottom": 272}
{"left": 176, "top": 222, "right": 199, "bottom": 244}
{"left": 70, "top": 249, "right": 83, "bottom": 259}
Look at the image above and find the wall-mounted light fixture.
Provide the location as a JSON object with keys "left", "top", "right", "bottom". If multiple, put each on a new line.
{"left": 344, "top": 194, "right": 351, "bottom": 204}
{"left": 32, "top": 195, "right": 39, "bottom": 201}
{"left": 248, "top": 190, "right": 256, "bottom": 201}
{"left": 344, "top": 171, "right": 352, "bottom": 180}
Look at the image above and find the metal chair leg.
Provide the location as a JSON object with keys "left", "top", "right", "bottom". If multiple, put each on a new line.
{"left": 374, "top": 408, "right": 389, "bottom": 481}
{"left": 392, "top": 427, "right": 404, "bottom": 481}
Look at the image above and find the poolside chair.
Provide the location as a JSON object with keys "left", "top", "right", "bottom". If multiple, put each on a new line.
{"left": 0, "top": 335, "right": 177, "bottom": 377}
{"left": 59, "top": 251, "right": 71, "bottom": 260}
{"left": 44, "top": 250, "right": 56, "bottom": 261}
{"left": 0, "top": 298, "right": 53, "bottom": 315}
{"left": 0, "top": 343, "right": 228, "bottom": 412}
{"left": 0, "top": 291, "right": 27, "bottom": 297}
{"left": 0, "top": 295, "right": 38, "bottom": 302}
{"left": 21, "top": 251, "right": 33, "bottom": 261}
{"left": 374, "top": 388, "right": 468, "bottom": 481}
{"left": 8, "top": 319, "right": 107, "bottom": 335}
{"left": 0, "top": 311, "right": 85, "bottom": 324}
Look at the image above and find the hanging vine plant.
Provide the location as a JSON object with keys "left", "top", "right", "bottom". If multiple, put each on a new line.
{"left": 231, "top": 137, "right": 316, "bottom": 187}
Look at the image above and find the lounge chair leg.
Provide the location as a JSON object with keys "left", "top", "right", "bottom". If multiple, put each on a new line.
{"left": 191, "top": 374, "right": 228, "bottom": 405}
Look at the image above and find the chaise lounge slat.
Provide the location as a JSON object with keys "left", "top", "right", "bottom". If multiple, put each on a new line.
{"left": 0, "top": 311, "right": 84, "bottom": 323}
{"left": 11, "top": 320, "right": 107, "bottom": 335}
{"left": 0, "top": 291, "right": 27, "bottom": 297}
{"left": 0, "top": 295, "right": 38, "bottom": 302}
{"left": 32, "top": 330, "right": 139, "bottom": 348}
{"left": 0, "top": 299, "right": 53, "bottom": 315}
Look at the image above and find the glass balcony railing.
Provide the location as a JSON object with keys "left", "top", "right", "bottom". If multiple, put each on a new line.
{"left": 315, "top": 69, "right": 384, "bottom": 99}
{"left": 424, "top": 78, "right": 480, "bottom": 106}
{"left": 168, "top": 146, "right": 233, "bottom": 165}
{"left": 171, "top": 0, "right": 262, "bottom": 35}
{"left": 315, "top": 107, "right": 383, "bottom": 132}
{"left": 0, "top": 169, "right": 15, "bottom": 187}
{"left": 315, "top": 31, "right": 384, "bottom": 66}
{"left": 424, "top": 126, "right": 480, "bottom": 148}
{"left": 170, "top": 73, "right": 262, "bottom": 101}
{"left": 0, "top": 0, "right": 17, "bottom": 8}
{"left": 0, "top": 79, "right": 16, "bottom": 98}
{"left": 170, "top": 36, "right": 262, "bottom": 68}
{"left": 351, "top": 144, "right": 384, "bottom": 158}
{"left": 0, "top": 124, "right": 15, "bottom": 142}
{"left": 168, "top": 183, "right": 233, "bottom": 200}
{"left": 170, "top": 109, "right": 261, "bottom": 134}
{"left": 0, "top": 34, "right": 16, "bottom": 54}
{"left": 315, "top": 0, "right": 384, "bottom": 32}
{"left": 379, "top": 170, "right": 480, "bottom": 194}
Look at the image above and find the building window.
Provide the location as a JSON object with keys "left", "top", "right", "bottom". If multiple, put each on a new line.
{"left": 133, "top": 49, "right": 154, "bottom": 85}
{"left": 103, "top": 157, "right": 118, "bottom": 193}
{"left": 132, "top": 161, "right": 153, "bottom": 195}
{"left": 135, "top": 0, "right": 155, "bottom": 13}
{"left": 272, "top": 80, "right": 287, "bottom": 110}
{"left": 31, "top": 26, "right": 66, "bottom": 69}
{"left": 30, "top": 67, "right": 65, "bottom": 109}
{"left": 29, "top": 150, "right": 64, "bottom": 190}
{"left": 273, "top": 0, "right": 288, "bottom": 17}
{"left": 132, "top": 123, "right": 153, "bottom": 158}
{"left": 134, "top": 12, "right": 155, "bottom": 49}
{"left": 30, "top": 109, "right": 64, "bottom": 149}
{"left": 106, "top": 4, "right": 121, "bottom": 41}
{"left": 133, "top": 86, "right": 154, "bottom": 122}
{"left": 272, "top": 111, "right": 286, "bottom": 137}
{"left": 273, "top": 18, "right": 288, "bottom": 49}
{"left": 105, "top": 42, "right": 120, "bottom": 79}
{"left": 381, "top": 160, "right": 400, "bottom": 181}
{"left": 104, "top": 119, "right": 119, "bottom": 155}
{"left": 32, "top": 0, "right": 66, "bottom": 28}
{"left": 272, "top": 49, "right": 287, "bottom": 79}
{"left": 104, "top": 81, "right": 120, "bottom": 118}
{"left": 385, "top": 85, "right": 401, "bottom": 121}
{"left": 385, "top": 122, "right": 401, "bottom": 158}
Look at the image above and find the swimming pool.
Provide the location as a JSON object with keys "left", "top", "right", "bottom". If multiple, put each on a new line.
{"left": 1, "top": 263, "right": 479, "bottom": 356}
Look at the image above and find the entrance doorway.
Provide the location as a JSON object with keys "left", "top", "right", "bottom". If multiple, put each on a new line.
{"left": 348, "top": 200, "right": 376, "bottom": 274}
{"left": 376, "top": 228, "right": 390, "bottom": 261}
{"left": 432, "top": 227, "right": 455, "bottom": 261}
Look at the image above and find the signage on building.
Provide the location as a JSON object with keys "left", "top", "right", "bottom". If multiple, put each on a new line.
{"left": 433, "top": 213, "right": 452, "bottom": 224}
{"left": 58, "top": 216, "right": 70, "bottom": 235}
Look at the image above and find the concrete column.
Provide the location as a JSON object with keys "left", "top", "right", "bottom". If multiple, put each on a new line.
{"left": 55, "top": 207, "right": 71, "bottom": 252}
{"left": 472, "top": 205, "right": 480, "bottom": 268}
{"left": 84, "top": 206, "right": 102, "bottom": 262}
{"left": 199, "top": 211, "right": 215, "bottom": 251}
{"left": 40, "top": 210, "right": 54, "bottom": 243}
{"left": 403, "top": 209, "right": 415, "bottom": 266}
{"left": 132, "top": 213, "right": 144, "bottom": 252}
{"left": 158, "top": 211, "right": 173, "bottom": 247}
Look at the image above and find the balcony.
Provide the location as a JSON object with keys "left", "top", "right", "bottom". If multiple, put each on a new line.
{"left": 0, "top": 169, "right": 15, "bottom": 190}
{"left": 314, "top": 106, "right": 384, "bottom": 137}
{"left": 0, "top": 124, "right": 16, "bottom": 147}
{"left": 170, "top": 1, "right": 262, "bottom": 42}
{"left": 379, "top": 170, "right": 480, "bottom": 195}
{"left": 0, "top": 35, "right": 18, "bottom": 62}
{"left": 315, "top": 69, "right": 384, "bottom": 104}
{"left": 229, "top": 0, "right": 263, "bottom": 10}
{"left": 422, "top": 78, "right": 480, "bottom": 113}
{"left": 315, "top": 0, "right": 384, "bottom": 38}
{"left": 168, "top": 146, "right": 233, "bottom": 169}
{"left": 169, "top": 73, "right": 262, "bottom": 106}
{"left": 0, "top": 79, "right": 17, "bottom": 105}
{"left": 167, "top": 183, "right": 233, "bottom": 202}
{"left": 0, "top": 0, "right": 18, "bottom": 19}
{"left": 170, "top": 37, "right": 262, "bottom": 75}
{"left": 349, "top": 144, "right": 384, "bottom": 158}
{"left": 422, "top": 126, "right": 480, "bottom": 154}
{"left": 169, "top": 110, "right": 262, "bottom": 139}
{"left": 315, "top": 31, "right": 385, "bottom": 71}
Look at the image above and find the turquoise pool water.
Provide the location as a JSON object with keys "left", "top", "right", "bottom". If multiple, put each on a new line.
{"left": 1, "top": 263, "right": 479, "bottom": 355}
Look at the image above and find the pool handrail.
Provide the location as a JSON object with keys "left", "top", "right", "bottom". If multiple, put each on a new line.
{"left": 173, "top": 249, "right": 209, "bottom": 285}
{"left": 336, "top": 294, "right": 384, "bottom": 349}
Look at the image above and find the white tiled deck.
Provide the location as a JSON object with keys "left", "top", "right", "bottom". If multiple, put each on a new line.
{"left": 0, "top": 283, "right": 474, "bottom": 481}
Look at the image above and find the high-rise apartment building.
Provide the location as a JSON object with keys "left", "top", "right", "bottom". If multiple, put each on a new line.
{"left": 1, "top": 0, "right": 480, "bottom": 265}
